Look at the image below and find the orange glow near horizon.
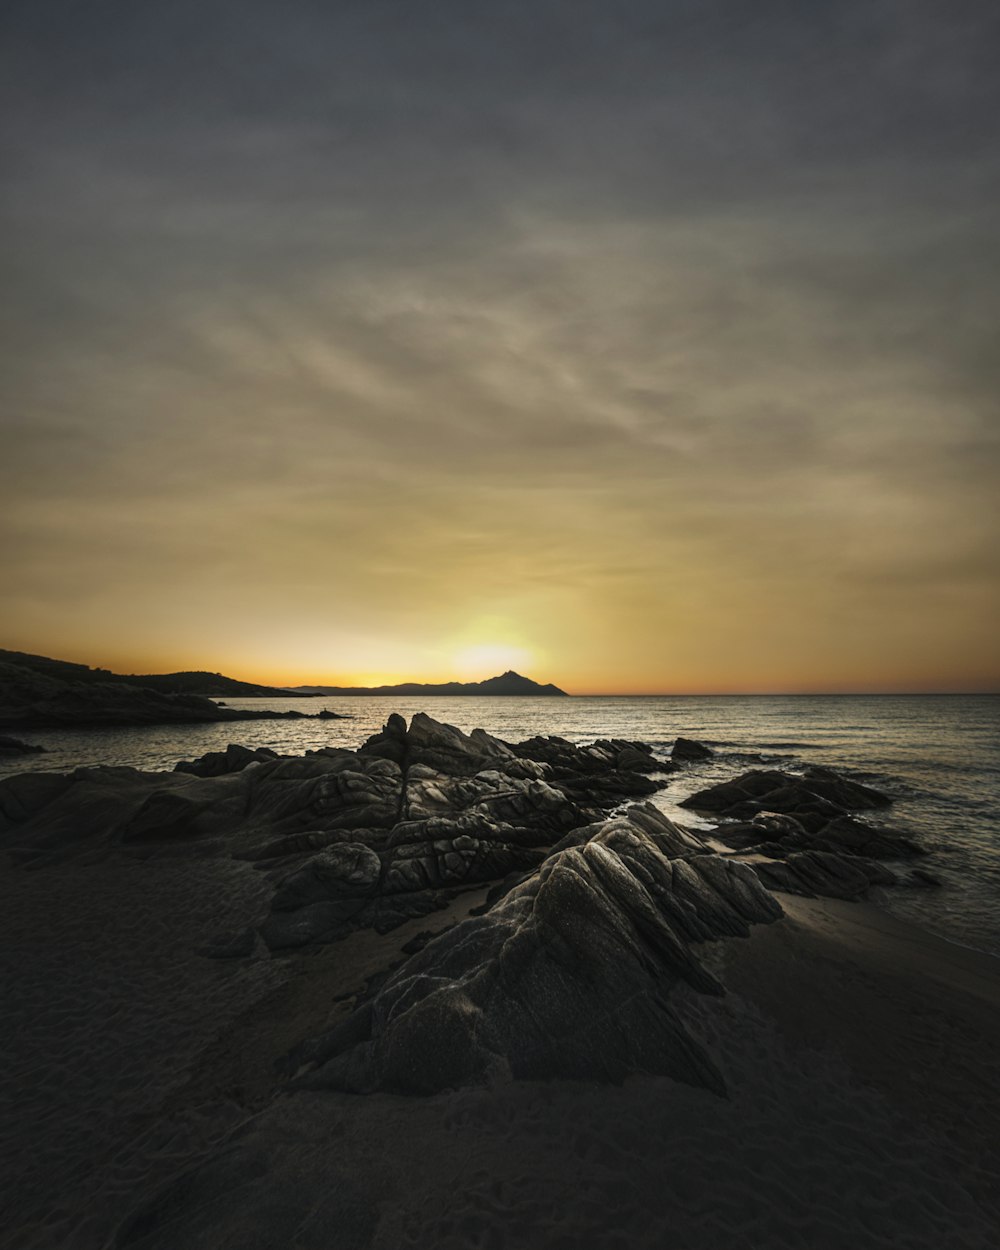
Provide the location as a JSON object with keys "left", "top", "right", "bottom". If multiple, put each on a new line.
{"left": 2, "top": 7, "right": 998, "bottom": 710}
{"left": 7, "top": 635, "right": 995, "bottom": 697}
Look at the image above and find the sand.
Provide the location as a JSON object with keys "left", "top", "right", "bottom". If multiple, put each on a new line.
{"left": 2, "top": 849, "right": 999, "bottom": 1250}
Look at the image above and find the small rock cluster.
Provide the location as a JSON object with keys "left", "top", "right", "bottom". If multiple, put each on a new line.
{"left": 680, "top": 767, "right": 922, "bottom": 897}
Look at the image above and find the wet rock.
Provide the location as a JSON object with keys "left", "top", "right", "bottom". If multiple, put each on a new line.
{"left": 671, "top": 737, "right": 714, "bottom": 762}
{"left": 818, "top": 816, "right": 923, "bottom": 859}
{"left": 255, "top": 808, "right": 554, "bottom": 951}
{"left": 682, "top": 766, "right": 916, "bottom": 867}
{"left": 174, "top": 743, "right": 280, "bottom": 777}
{"left": 751, "top": 851, "right": 897, "bottom": 900}
{"left": 713, "top": 809, "right": 922, "bottom": 861}
{"left": 682, "top": 767, "right": 891, "bottom": 818}
{"left": 713, "top": 811, "right": 808, "bottom": 849}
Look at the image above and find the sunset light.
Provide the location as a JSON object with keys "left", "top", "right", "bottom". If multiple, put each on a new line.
{"left": 2, "top": 4, "right": 998, "bottom": 1246}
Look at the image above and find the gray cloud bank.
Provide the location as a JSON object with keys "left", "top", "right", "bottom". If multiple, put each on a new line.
{"left": 1, "top": 0, "right": 997, "bottom": 688}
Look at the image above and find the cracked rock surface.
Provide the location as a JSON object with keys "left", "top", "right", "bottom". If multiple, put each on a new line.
{"left": 286, "top": 803, "right": 783, "bottom": 1098}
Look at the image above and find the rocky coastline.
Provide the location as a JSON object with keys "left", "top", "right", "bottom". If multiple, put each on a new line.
{"left": 0, "top": 667, "right": 348, "bottom": 731}
{"left": 1, "top": 714, "right": 997, "bottom": 1249}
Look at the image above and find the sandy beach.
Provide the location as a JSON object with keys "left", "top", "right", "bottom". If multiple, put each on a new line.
{"left": 2, "top": 821, "right": 998, "bottom": 1249}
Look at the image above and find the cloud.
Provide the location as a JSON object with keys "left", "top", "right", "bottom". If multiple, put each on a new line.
{"left": 0, "top": 0, "right": 997, "bottom": 688}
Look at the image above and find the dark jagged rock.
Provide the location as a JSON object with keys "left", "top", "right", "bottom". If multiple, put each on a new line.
{"left": 402, "top": 768, "right": 590, "bottom": 836}
{"left": 751, "top": 851, "right": 897, "bottom": 900}
{"left": 0, "top": 752, "right": 404, "bottom": 866}
{"left": 174, "top": 743, "right": 281, "bottom": 777}
{"left": 671, "top": 736, "right": 714, "bottom": 762}
{"left": 2, "top": 709, "right": 945, "bottom": 1125}
{"left": 691, "top": 762, "right": 920, "bottom": 896}
{"left": 715, "top": 812, "right": 808, "bottom": 847}
{"left": 714, "top": 810, "right": 923, "bottom": 861}
{"left": 682, "top": 767, "right": 892, "bottom": 820}
{"left": 818, "top": 815, "right": 923, "bottom": 858}
{"left": 681, "top": 766, "right": 916, "bottom": 875}
{"left": 251, "top": 724, "right": 600, "bottom": 951}
{"left": 508, "top": 734, "right": 669, "bottom": 804}
{"left": 0, "top": 734, "right": 45, "bottom": 754}
{"left": 261, "top": 815, "right": 549, "bottom": 954}
{"left": 285, "top": 805, "right": 782, "bottom": 1097}
{"left": 0, "top": 716, "right": 610, "bottom": 877}
{"left": 361, "top": 711, "right": 542, "bottom": 780}
{"left": 681, "top": 764, "right": 919, "bottom": 899}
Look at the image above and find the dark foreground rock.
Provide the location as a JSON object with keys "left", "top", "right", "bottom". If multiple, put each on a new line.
{"left": 0, "top": 712, "right": 969, "bottom": 1250}
{"left": 0, "top": 715, "right": 928, "bottom": 1098}
{"left": 286, "top": 804, "right": 782, "bottom": 1097}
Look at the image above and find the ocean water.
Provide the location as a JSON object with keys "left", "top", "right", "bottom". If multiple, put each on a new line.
{"left": 3, "top": 695, "right": 998, "bottom": 955}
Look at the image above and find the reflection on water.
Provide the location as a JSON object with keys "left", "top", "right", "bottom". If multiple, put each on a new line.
{"left": 3, "top": 694, "right": 998, "bottom": 954}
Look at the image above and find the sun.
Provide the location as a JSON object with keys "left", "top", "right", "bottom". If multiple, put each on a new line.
{"left": 452, "top": 643, "right": 537, "bottom": 681}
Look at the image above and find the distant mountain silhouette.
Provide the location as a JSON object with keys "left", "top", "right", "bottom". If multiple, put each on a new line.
{"left": 0, "top": 650, "right": 299, "bottom": 698}
{"left": 289, "top": 670, "right": 569, "bottom": 697}
{"left": 0, "top": 648, "right": 340, "bottom": 728}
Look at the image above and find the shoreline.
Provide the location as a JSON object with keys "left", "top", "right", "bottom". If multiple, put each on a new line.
{"left": 3, "top": 857, "right": 997, "bottom": 1249}
{"left": 1, "top": 715, "right": 997, "bottom": 1247}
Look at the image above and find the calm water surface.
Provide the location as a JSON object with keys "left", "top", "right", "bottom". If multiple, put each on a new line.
{"left": 4, "top": 695, "right": 998, "bottom": 954}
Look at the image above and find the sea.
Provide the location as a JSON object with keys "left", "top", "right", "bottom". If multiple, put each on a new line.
{"left": 3, "top": 694, "right": 998, "bottom": 956}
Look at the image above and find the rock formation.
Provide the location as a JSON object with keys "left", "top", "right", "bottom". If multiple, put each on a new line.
{"left": 0, "top": 714, "right": 927, "bottom": 1099}
{"left": 174, "top": 743, "right": 282, "bottom": 777}
{"left": 752, "top": 850, "right": 898, "bottom": 899}
{"left": 682, "top": 766, "right": 892, "bottom": 820}
{"left": 682, "top": 766, "right": 921, "bottom": 865}
{"left": 286, "top": 805, "right": 783, "bottom": 1097}
{"left": 671, "top": 736, "right": 714, "bottom": 762}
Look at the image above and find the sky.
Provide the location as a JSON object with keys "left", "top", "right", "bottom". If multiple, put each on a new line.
{"left": 1, "top": 0, "right": 998, "bottom": 693}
